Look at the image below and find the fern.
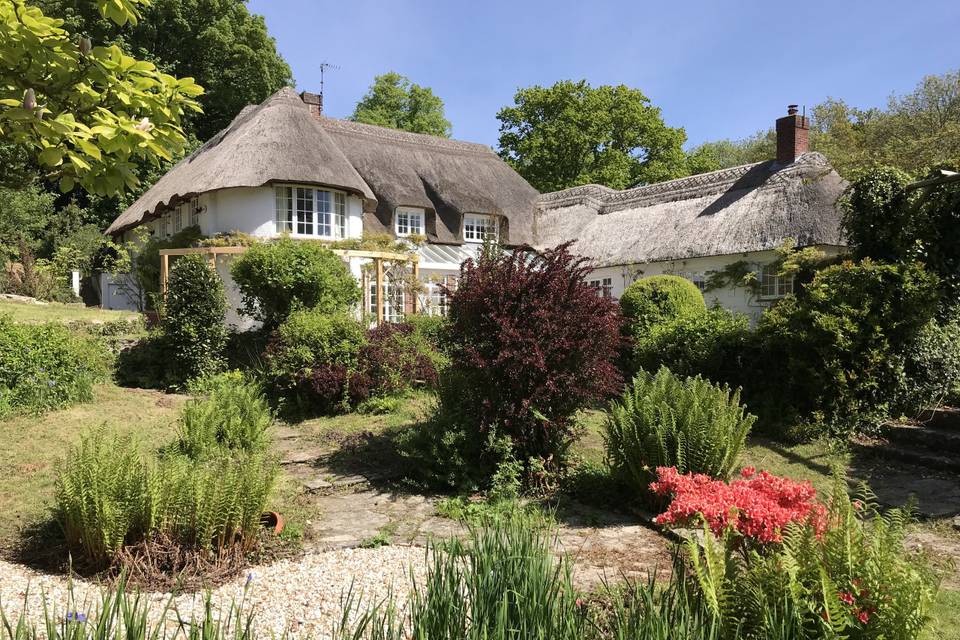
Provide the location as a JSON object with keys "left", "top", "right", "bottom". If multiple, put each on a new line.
{"left": 605, "top": 367, "right": 756, "bottom": 495}
{"left": 176, "top": 379, "right": 272, "bottom": 459}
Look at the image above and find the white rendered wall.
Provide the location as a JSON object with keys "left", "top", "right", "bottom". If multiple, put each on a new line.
{"left": 585, "top": 246, "right": 845, "bottom": 321}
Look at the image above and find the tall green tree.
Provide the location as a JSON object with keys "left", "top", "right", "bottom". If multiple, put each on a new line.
{"left": 351, "top": 72, "right": 451, "bottom": 137}
{"left": 36, "top": 0, "right": 293, "bottom": 141}
{"left": 496, "top": 80, "right": 689, "bottom": 192}
{"left": 1, "top": 0, "right": 203, "bottom": 196}
{"left": 687, "top": 70, "right": 960, "bottom": 179}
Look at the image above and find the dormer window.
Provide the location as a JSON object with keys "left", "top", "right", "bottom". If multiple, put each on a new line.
{"left": 275, "top": 185, "right": 347, "bottom": 239}
{"left": 464, "top": 214, "right": 498, "bottom": 243}
{"left": 395, "top": 207, "right": 424, "bottom": 237}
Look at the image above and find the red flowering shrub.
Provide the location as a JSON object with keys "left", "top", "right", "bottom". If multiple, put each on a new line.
{"left": 651, "top": 466, "right": 827, "bottom": 544}
{"left": 444, "top": 243, "right": 623, "bottom": 466}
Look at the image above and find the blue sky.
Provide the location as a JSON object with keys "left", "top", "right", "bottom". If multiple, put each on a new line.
{"left": 248, "top": 0, "right": 960, "bottom": 150}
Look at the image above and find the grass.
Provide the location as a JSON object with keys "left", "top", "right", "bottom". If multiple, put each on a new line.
{"left": 0, "top": 298, "right": 140, "bottom": 324}
{"left": 293, "top": 390, "right": 434, "bottom": 442}
{"left": 923, "top": 589, "right": 960, "bottom": 639}
{"left": 0, "top": 384, "right": 185, "bottom": 550}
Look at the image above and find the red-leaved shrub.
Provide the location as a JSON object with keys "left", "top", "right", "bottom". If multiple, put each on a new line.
{"left": 444, "top": 243, "right": 623, "bottom": 465}
{"left": 349, "top": 322, "right": 441, "bottom": 403}
{"left": 651, "top": 466, "right": 827, "bottom": 544}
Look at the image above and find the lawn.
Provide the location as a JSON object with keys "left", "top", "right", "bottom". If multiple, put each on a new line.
{"left": 0, "top": 384, "right": 184, "bottom": 551}
{"left": 0, "top": 298, "right": 140, "bottom": 324}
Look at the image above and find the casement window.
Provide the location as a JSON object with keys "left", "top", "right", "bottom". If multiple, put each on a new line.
{"left": 369, "top": 277, "right": 405, "bottom": 323}
{"left": 275, "top": 185, "right": 347, "bottom": 239}
{"left": 173, "top": 205, "right": 183, "bottom": 233}
{"left": 159, "top": 214, "right": 170, "bottom": 237}
{"left": 395, "top": 207, "right": 425, "bottom": 237}
{"left": 423, "top": 276, "right": 456, "bottom": 316}
{"left": 464, "top": 214, "right": 498, "bottom": 243}
{"left": 681, "top": 273, "right": 707, "bottom": 293}
{"left": 758, "top": 265, "right": 794, "bottom": 298}
{"left": 189, "top": 197, "right": 201, "bottom": 227}
{"left": 588, "top": 277, "right": 613, "bottom": 299}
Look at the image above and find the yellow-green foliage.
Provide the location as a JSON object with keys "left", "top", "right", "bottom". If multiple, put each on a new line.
{"left": 56, "top": 385, "right": 278, "bottom": 565}
{"left": 605, "top": 367, "right": 755, "bottom": 487}
{"left": 620, "top": 275, "right": 706, "bottom": 339}
{"left": 176, "top": 378, "right": 272, "bottom": 458}
{"left": 0, "top": 315, "right": 111, "bottom": 418}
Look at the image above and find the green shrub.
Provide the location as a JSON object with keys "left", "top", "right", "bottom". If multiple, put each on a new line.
{"left": 633, "top": 307, "right": 750, "bottom": 381}
{"left": 605, "top": 368, "right": 755, "bottom": 492}
{"left": 159, "top": 452, "right": 277, "bottom": 553}
{"left": 262, "top": 309, "right": 365, "bottom": 415}
{"left": 161, "top": 255, "right": 227, "bottom": 386}
{"left": 620, "top": 275, "right": 706, "bottom": 339}
{"left": 230, "top": 238, "right": 360, "bottom": 326}
{"left": 749, "top": 259, "right": 940, "bottom": 437}
{"left": 899, "top": 313, "right": 960, "bottom": 410}
{"left": 0, "top": 315, "right": 110, "bottom": 417}
{"left": 114, "top": 331, "right": 169, "bottom": 390}
{"left": 683, "top": 477, "right": 937, "bottom": 640}
{"left": 176, "top": 379, "right": 272, "bottom": 458}
{"left": 56, "top": 430, "right": 157, "bottom": 564}
{"left": 348, "top": 321, "right": 446, "bottom": 403}
{"left": 404, "top": 313, "right": 449, "bottom": 352}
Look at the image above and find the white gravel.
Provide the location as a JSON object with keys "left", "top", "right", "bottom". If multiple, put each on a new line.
{"left": 0, "top": 547, "right": 428, "bottom": 639}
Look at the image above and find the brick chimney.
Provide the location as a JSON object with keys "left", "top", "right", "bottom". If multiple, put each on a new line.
{"left": 775, "top": 104, "right": 809, "bottom": 165}
{"left": 300, "top": 91, "right": 322, "bottom": 119}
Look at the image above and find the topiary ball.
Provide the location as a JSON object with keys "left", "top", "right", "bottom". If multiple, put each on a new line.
{"left": 619, "top": 275, "right": 706, "bottom": 337}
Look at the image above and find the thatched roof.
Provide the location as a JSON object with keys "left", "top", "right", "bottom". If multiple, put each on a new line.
{"left": 107, "top": 88, "right": 539, "bottom": 244}
{"left": 321, "top": 118, "right": 539, "bottom": 245}
{"left": 107, "top": 88, "right": 374, "bottom": 234}
{"left": 535, "top": 153, "right": 847, "bottom": 266}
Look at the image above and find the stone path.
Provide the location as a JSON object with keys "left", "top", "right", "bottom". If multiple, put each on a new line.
{"left": 273, "top": 428, "right": 672, "bottom": 588}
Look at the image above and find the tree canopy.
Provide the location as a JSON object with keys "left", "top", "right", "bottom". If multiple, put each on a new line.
{"left": 35, "top": 0, "right": 293, "bottom": 141}
{"left": 687, "top": 70, "right": 960, "bottom": 179}
{"left": 496, "top": 80, "right": 690, "bottom": 192}
{"left": 351, "top": 72, "right": 451, "bottom": 137}
{"left": 1, "top": 0, "right": 203, "bottom": 196}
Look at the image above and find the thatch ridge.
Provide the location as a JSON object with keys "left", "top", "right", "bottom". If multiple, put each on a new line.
{"left": 535, "top": 153, "right": 847, "bottom": 266}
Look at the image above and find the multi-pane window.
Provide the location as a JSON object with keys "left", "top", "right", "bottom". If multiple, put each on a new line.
{"left": 759, "top": 265, "right": 794, "bottom": 298}
{"left": 189, "top": 197, "right": 201, "bottom": 227}
{"left": 588, "top": 277, "right": 613, "bottom": 299}
{"left": 334, "top": 192, "right": 347, "bottom": 239}
{"left": 275, "top": 185, "right": 347, "bottom": 238}
{"left": 422, "top": 276, "right": 455, "bottom": 316}
{"left": 369, "top": 277, "right": 405, "bottom": 323}
{"left": 680, "top": 273, "right": 707, "bottom": 293}
{"left": 395, "top": 207, "right": 425, "bottom": 237}
{"left": 159, "top": 215, "right": 170, "bottom": 237}
{"left": 173, "top": 205, "right": 183, "bottom": 233}
{"left": 296, "top": 187, "right": 314, "bottom": 235}
{"left": 464, "top": 214, "right": 498, "bottom": 242}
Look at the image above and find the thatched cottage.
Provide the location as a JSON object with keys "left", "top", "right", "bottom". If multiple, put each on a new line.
{"left": 102, "top": 90, "right": 846, "bottom": 322}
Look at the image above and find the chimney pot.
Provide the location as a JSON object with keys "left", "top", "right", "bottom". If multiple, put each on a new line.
{"left": 775, "top": 104, "right": 809, "bottom": 165}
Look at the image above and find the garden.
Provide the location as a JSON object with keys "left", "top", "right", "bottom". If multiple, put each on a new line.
{"left": 0, "top": 167, "right": 959, "bottom": 639}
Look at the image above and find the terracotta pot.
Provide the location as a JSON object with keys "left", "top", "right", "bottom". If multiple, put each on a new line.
{"left": 260, "top": 511, "right": 285, "bottom": 535}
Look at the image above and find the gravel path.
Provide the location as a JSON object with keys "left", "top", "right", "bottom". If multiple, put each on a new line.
{"left": 0, "top": 547, "right": 428, "bottom": 639}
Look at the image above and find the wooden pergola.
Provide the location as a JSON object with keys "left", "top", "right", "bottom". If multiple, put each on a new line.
{"left": 159, "top": 246, "right": 420, "bottom": 323}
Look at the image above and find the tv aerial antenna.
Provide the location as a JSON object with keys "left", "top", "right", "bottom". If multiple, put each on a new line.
{"left": 319, "top": 62, "right": 340, "bottom": 101}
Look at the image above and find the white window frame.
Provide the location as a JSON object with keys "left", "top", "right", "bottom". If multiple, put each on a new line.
{"left": 758, "top": 265, "right": 794, "bottom": 299}
{"left": 158, "top": 214, "right": 170, "bottom": 238}
{"left": 464, "top": 213, "right": 498, "bottom": 243}
{"left": 189, "top": 197, "right": 201, "bottom": 227}
{"left": 173, "top": 205, "right": 183, "bottom": 233}
{"left": 588, "top": 277, "right": 613, "bottom": 299}
{"left": 395, "top": 207, "right": 425, "bottom": 237}
{"left": 274, "top": 184, "right": 348, "bottom": 239}
{"left": 369, "top": 276, "right": 405, "bottom": 323}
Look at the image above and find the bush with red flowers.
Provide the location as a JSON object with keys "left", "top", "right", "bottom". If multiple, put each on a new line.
{"left": 651, "top": 466, "right": 826, "bottom": 545}
{"left": 441, "top": 243, "right": 623, "bottom": 469}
